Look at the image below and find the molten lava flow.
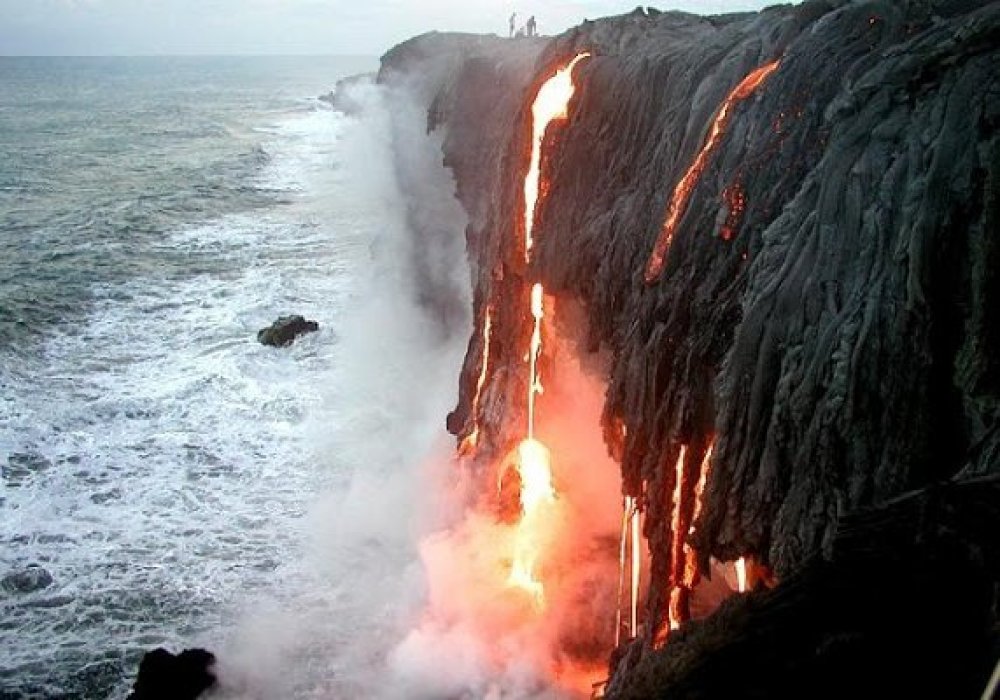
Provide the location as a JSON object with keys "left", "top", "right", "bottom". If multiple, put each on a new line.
{"left": 615, "top": 498, "right": 630, "bottom": 647}
{"left": 644, "top": 59, "right": 781, "bottom": 283}
{"left": 630, "top": 499, "right": 641, "bottom": 638}
{"left": 683, "top": 443, "right": 713, "bottom": 588}
{"left": 656, "top": 442, "right": 714, "bottom": 647}
{"left": 523, "top": 52, "right": 591, "bottom": 262}
{"left": 459, "top": 306, "right": 494, "bottom": 456}
{"left": 665, "top": 446, "right": 688, "bottom": 634}
{"left": 616, "top": 494, "right": 644, "bottom": 643}
{"left": 667, "top": 446, "right": 689, "bottom": 587}
{"left": 506, "top": 285, "right": 550, "bottom": 600}
{"left": 527, "top": 283, "right": 544, "bottom": 438}
{"left": 507, "top": 437, "right": 556, "bottom": 606}
{"left": 505, "top": 53, "right": 590, "bottom": 609}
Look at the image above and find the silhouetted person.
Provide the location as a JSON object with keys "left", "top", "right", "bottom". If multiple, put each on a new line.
{"left": 527, "top": 15, "right": 537, "bottom": 37}
{"left": 509, "top": 12, "right": 517, "bottom": 37}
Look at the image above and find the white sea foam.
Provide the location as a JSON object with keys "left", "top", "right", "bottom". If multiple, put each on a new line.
{"left": 208, "top": 78, "right": 474, "bottom": 700}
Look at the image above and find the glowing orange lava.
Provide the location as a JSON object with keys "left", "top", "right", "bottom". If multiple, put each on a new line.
{"left": 630, "top": 498, "right": 641, "bottom": 637}
{"left": 459, "top": 305, "right": 493, "bottom": 456}
{"left": 616, "top": 497, "right": 630, "bottom": 646}
{"left": 507, "top": 436, "right": 555, "bottom": 606}
{"left": 616, "top": 494, "right": 643, "bottom": 644}
{"left": 719, "top": 179, "right": 746, "bottom": 241}
{"left": 683, "top": 443, "right": 713, "bottom": 588}
{"left": 523, "top": 53, "right": 590, "bottom": 262}
{"left": 644, "top": 59, "right": 781, "bottom": 283}
{"left": 526, "top": 283, "right": 545, "bottom": 437}
{"left": 667, "top": 446, "right": 688, "bottom": 586}
{"left": 655, "top": 442, "right": 715, "bottom": 647}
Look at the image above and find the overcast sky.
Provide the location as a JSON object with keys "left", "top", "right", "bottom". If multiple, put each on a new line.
{"left": 0, "top": 1, "right": 783, "bottom": 56}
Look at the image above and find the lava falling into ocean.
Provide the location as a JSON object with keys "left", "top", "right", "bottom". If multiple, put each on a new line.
{"left": 644, "top": 59, "right": 780, "bottom": 283}
{"left": 400, "top": 52, "right": 784, "bottom": 697}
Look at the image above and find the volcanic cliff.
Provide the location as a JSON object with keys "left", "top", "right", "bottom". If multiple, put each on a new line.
{"left": 378, "top": 1, "right": 1000, "bottom": 696}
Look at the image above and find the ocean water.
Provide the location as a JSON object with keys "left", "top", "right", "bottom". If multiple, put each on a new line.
{"left": 0, "top": 55, "right": 469, "bottom": 698}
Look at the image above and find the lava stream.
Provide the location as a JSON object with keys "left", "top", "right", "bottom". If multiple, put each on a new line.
{"left": 523, "top": 52, "right": 590, "bottom": 262}
{"left": 507, "top": 53, "right": 590, "bottom": 607}
{"left": 507, "top": 436, "right": 556, "bottom": 606}
{"left": 526, "top": 283, "right": 544, "bottom": 438}
{"left": 644, "top": 59, "right": 781, "bottom": 283}
{"left": 630, "top": 498, "right": 641, "bottom": 637}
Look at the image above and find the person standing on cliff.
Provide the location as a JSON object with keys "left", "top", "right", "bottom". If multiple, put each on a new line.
{"left": 509, "top": 12, "right": 517, "bottom": 37}
{"left": 527, "top": 15, "right": 537, "bottom": 36}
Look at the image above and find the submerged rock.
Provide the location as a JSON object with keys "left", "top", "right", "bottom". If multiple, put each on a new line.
{"left": 256, "top": 314, "right": 319, "bottom": 347}
{"left": 1, "top": 564, "right": 53, "bottom": 593}
{"left": 127, "top": 648, "right": 216, "bottom": 700}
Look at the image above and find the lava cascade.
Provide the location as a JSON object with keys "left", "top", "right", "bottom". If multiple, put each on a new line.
{"left": 505, "top": 52, "right": 590, "bottom": 607}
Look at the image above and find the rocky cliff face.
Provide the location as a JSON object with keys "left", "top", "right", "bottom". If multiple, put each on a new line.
{"left": 379, "top": 1, "right": 999, "bottom": 693}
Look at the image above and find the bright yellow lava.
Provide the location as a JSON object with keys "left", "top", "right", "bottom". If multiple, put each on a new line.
{"left": 523, "top": 53, "right": 591, "bottom": 262}
{"left": 507, "top": 53, "right": 590, "bottom": 607}
{"left": 507, "top": 436, "right": 555, "bottom": 606}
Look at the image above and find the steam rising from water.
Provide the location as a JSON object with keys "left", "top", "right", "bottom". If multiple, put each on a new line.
{"left": 210, "top": 77, "right": 474, "bottom": 698}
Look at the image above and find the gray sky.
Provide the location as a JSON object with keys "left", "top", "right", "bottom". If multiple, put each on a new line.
{"left": 0, "top": 0, "right": 781, "bottom": 56}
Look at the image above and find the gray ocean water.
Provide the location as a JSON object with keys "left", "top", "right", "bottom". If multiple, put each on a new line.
{"left": 0, "top": 55, "right": 387, "bottom": 698}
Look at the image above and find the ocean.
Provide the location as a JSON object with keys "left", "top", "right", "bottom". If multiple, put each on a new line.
{"left": 0, "top": 55, "right": 471, "bottom": 699}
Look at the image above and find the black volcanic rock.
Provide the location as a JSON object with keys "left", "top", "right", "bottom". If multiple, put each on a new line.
{"left": 127, "top": 648, "right": 216, "bottom": 700}
{"left": 257, "top": 314, "right": 319, "bottom": 347}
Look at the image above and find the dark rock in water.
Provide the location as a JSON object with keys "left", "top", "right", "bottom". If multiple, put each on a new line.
{"left": 319, "top": 72, "right": 376, "bottom": 115}
{"left": 1, "top": 564, "right": 53, "bottom": 593}
{"left": 256, "top": 314, "right": 318, "bottom": 347}
{"left": 127, "top": 648, "right": 216, "bottom": 700}
{"left": 90, "top": 487, "right": 123, "bottom": 504}
{"left": 3, "top": 451, "right": 51, "bottom": 485}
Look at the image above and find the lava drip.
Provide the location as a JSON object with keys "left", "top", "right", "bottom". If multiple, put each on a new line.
{"left": 458, "top": 305, "right": 493, "bottom": 456}
{"left": 644, "top": 59, "right": 781, "bottom": 283}
{"left": 615, "top": 495, "right": 643, "bottom": 647}
{"left": 736, "top": 557, "right": 749, "bottom": 592}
